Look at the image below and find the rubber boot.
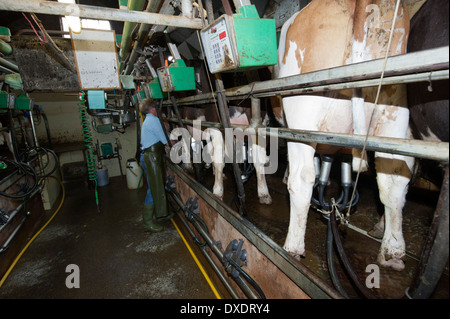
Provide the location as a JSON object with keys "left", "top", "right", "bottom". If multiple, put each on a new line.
{"left": 142, "top": 204, "right": 163, "bottom": 233}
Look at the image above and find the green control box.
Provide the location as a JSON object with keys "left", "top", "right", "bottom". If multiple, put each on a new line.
{"left": 132, "top": 90, "right": 146, "bottom": 105}
{"left": 147, "top": 78, "right": 167, "bottom": 99}
{"left": 157, "top": 59, "right": 196, "bottom": 92}
{"left": 0, "top": 91, "right": 14, "bottom": 109}
{"left": 200, "top": 5, "right": 277, "bottom": 74}
{"left": 14, "top": 94, "right": 33, "bottom": 110}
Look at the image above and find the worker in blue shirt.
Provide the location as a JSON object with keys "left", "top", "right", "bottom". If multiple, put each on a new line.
{"left": 139, "top": 98, "right": 171, "bottom": 232}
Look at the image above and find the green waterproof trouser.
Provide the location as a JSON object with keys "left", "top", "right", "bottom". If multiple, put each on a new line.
{"left": 143, "top": 142, "right": 168, "bottom": 219}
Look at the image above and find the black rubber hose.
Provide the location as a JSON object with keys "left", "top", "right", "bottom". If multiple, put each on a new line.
{"left": 36, "top": 147, "right": 59, "bottom": 178}
{"left": 166, "top": 178, "right": 264, "bottom": 298}
{"left": 41, "top": 111, "right": 53, "bottom": 149}
{"left": 326, "top": 219, "right": 349, "bottom": 298}
{"left": 330, "top": 209, "right": 378, "bottom": 299}
{"left": 226, "top": 257, "right": 266, "bottom": 299}
{"left": 318, "top": 184, "right": 331, "bottom": 211}
{"left": 0, "top": 158, "right": 38, "bottom": 199}
{"left": 7, "top": 110, "right": 21, "bottom": 161}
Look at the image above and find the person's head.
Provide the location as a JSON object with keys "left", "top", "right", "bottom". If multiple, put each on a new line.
{"left": 139, "top": 98, "right": 157, "bottom": 116}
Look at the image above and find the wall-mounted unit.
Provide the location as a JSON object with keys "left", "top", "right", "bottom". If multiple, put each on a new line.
{"left": 200, "top": 5, "right": 277, "bottom": 74}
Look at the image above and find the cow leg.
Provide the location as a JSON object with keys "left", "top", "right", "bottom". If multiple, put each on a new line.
{"left": 181, "top": 137, "right": 194, "bottom": 173}
{"left": 204, "top": 128, "right": 225, "bottom": 199}
{"left": 251, "top": 139, "right": 272, "bottom": 205}
{"left": 372, "top": 105, "right": 414, "bottom": 271}
{"left": 375, "top": 153, "right": 414, "bottom": 271}
{"left": 283, "top": 142, "right": 316, "bottom": 258}
{"left": 351, "top": 89, "right": 370, "bottom": 172}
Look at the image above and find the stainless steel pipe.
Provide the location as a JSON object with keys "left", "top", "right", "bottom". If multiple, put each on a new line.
{"left": 165, "top": 117, "right": 449, "bottom": 163}
{"left": 168, "top": 188, "right": 260, "bottom": 299}
{"left": 170, "top": 201, "right": 241, "bottom": 299}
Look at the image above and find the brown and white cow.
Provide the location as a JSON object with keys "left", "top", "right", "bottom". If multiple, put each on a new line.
{"left": 274, "top": 0, "right": 413, "bottom": 271}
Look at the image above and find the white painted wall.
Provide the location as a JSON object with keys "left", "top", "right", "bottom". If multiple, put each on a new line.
{"left": 30, "top": 92, "right": 140, "bottom": 180}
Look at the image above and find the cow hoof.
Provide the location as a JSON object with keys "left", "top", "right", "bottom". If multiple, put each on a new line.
{"left": 284, "top": 246, "right": 305, "bottom": 261}
{"left": 378, "top": 254, "right": 405, "bottom": 271}
{"left": 290, "top": 252, "right": 305, "bottom": 261}
{"left": 259, "top": 195, "right": 272, "bottom": 205}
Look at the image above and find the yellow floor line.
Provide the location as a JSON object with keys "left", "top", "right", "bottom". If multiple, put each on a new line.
{"left": 170, "top": 218, "right": 221, "bottom": 299}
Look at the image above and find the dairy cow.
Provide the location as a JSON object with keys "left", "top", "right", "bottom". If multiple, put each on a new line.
{"left": 275, "top": 0, "right": 413, "bottom": 271}
{"left": 177, "top": 104, "right": 272, "bottom": 205}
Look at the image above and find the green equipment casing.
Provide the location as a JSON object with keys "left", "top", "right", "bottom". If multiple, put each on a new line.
{"left": 157, "top": 59, "right": 196, "bottom": 92}
{"left": 200, "top": 5, "right": 277, "bottom": 74}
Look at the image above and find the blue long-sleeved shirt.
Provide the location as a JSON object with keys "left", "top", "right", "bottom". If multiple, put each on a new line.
{"left": 141, "top": 113, "right": 168, "bottom": 150}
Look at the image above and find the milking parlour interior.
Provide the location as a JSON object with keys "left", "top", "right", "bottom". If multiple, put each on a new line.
{"left": 0, "top": 0, "right": 448, "bottom": 306}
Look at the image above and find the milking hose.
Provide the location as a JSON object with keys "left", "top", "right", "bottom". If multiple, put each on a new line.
{"left": 326, "top": 218, "right": 349, "bottom": 299}
{"left": 330, "top": 209, "right": 378, "bottom": 299}
{"left": 0, "top": 157, "right": 38, "bottom": 199}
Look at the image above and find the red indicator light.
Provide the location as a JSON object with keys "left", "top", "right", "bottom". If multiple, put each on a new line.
{"left": 219, "top": 31, "right": 226, "bottom": 39}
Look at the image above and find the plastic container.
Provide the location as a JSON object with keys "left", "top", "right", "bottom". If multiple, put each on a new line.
{"left": 97, "top": 168, "right": 109, "bottom": 187}
{"left": 126, "top": 159, "right": 143, "bottom": 189}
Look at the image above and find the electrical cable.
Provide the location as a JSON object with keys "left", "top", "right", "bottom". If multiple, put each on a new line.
{"left": 20, "top": 147, "right": 59, "bottom": 180}
{"left": 0, "top": 157, "right": 38, "bottom": 199}
{"left": 78, "top": 91, "right": 100, "bottom": 212}
{"left": 36, "top": 147, "right": 58, "bottom": 178}
{"left": 0, "top": 175, "right": 65, "bottom": 288}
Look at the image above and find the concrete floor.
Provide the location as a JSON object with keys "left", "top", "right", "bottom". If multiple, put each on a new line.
{"left": 0, "top": 176, "right": 217, "bottom": 299}
{"left": 2, "top": 155, "right": 447, "bottom": 300}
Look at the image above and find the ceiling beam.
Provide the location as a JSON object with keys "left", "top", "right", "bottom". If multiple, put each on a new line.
{"left": 0, "top": 0, "right": 203, "bottom": 30}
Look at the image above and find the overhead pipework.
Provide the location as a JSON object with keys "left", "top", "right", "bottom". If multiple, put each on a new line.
{"left": 118, "top": 0, "right": 147, "bottom": 73}
{"left": 0, "top": 0, "right": 203, "bottom": 30}
{"left": 0, "top": 27, "right": 18, "bottom": 74}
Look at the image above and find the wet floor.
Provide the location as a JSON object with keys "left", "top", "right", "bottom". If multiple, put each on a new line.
{"left": 2, "top": 154, "right": 447, "bottom": 299}
{"left": 195, "top": 150, "right": 449, "bottom": 299}
{"left": 0, "top": 178, "right": 217, "bottom": 299}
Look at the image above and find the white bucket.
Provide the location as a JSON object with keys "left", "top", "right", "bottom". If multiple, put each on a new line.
{"left": 126, "top": 159, "right": 144, "bottom": 189}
